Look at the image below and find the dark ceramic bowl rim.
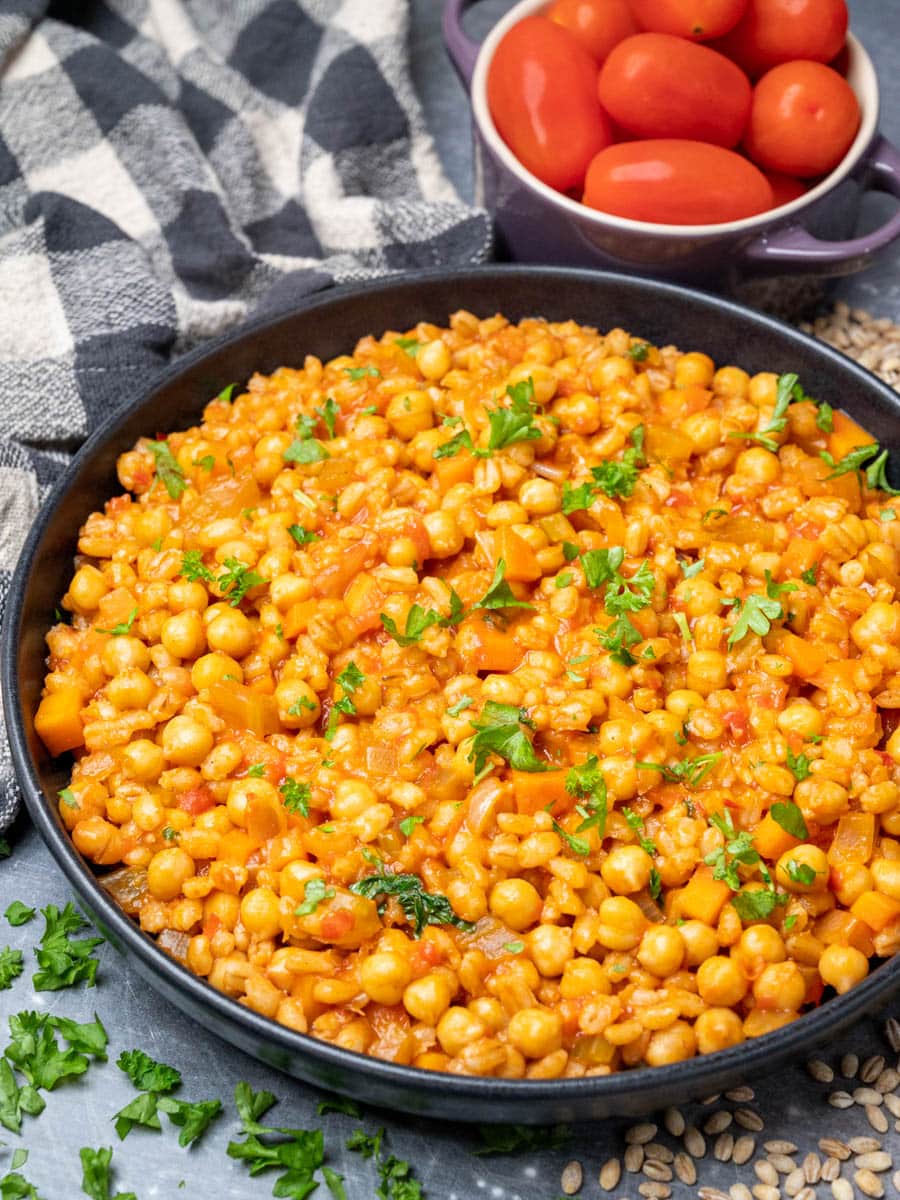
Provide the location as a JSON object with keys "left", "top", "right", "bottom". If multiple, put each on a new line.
{"left": 5, "top": 265, "right": 900, "bottom": 1119}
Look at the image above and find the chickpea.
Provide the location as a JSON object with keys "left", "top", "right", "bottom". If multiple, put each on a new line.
{"left": 446, "top": 879, "right": 487, "bottom": 924}
{"left": 68, "top": 565, "right": 108, "bottom": 613}
{"left": 678, "top": 920, "right": 719, "bottom": 966}
{"left": 675, "top": 352, "right": 714, "bottom": 388}
{"left": 776, "top": 701, "right": 824, "bottom": 740}
{"left": 696, "top": 955, "right": 748, "bottom": 1006}
{"left": 102, "top": 636, "right": 150, "bottom": 675}
{"left": 403, "top": 973, "right": 454, "bottom": 1024}
{"left": 645, "top": 1020, "right": 696, "bottom": 1066}
{"left": 72, "top": 816, "right": 124, "bottom": 865}
{"left": 416, "top": 339, "right": 452, "bottom": 381}
{"left": 518, "top": 478, "right": 559, "bottom": 515}
{"left": 161, "top": 609, "right": 206, "bottom": 659}
{"left": 738, "top": 924, "right": 786, "bottom": 964}
{"left": 106, "top": 668, "right": 155, "bottom": 710}
{"left": 147, "top": 847, "right": 195, "bottom": 901}
{"left": 121, "top": 739, "right": 165, "bottom": 782}
{"left": 527, "top": 925, "right": 574, "bottom": 977}
{"left": 169, "top": 579, "right": 208, "bottom": 613}
{"left": 509, "top": 362, "right": 557, "bottom": 405}
{"left": 207, "top": 609, "right": 253, "bottom": 658}
{"left": 489, "top": 879, "right": 542, "bottom": 931}
{"left": 560, "top": 956, "right": 610, "bottom": 999}
{"left": 713, "top": 365, "right": 749, "bottom": 397}
{"left": 687, "top": 650, "right": 728, "bottom": 696}
{"left": 637, "top": 926, "right": 685, "bottom": 977}
{"left": 240, "top": 887, "right": 281, "bottom": 939}
{"left": 436, "top": 1007, "right": 488, "bottom": 1057}
{"left": 871, "top": 858, "right": 900, "bottom": 900}
{"left": 851, "top": 601, "right": 900, "bottom": 651}
{"left": 331, "top": 779, "right": 378, "bottom": 820}
{"left": 753, "top": 961, "right": 806, "bottom": 1011}
{"left": 818, "top": 944, "right": 869, "bottom": 994}
{"left": 601, "top": 845, "right": 652, "bottom": 895}
{"left": 694, "top": 1007, "right": 744, "bottom": 1054}
{"left": 423, "top": 510, "right": 464, "bottom": 559}
{"left": 386, "top": 390, "right": 434, "bottom": 440}
{"left": 507, "top": 1007, "right": 563, "bottom": 1058}
{"left": 161, "top": 715, "right": 214, "bottom": 766}
{"left": 596, "top": 896, "right": 645, "bottom": 951}
{"left": 735, "top": 447, "right": 780, "bottom": 484}
{"left": 794, "top": 777, "right": 849, "bottom": 825}
{"left": 275, "top": 678, "right": 320, "bottom": 728}
{"left": 359, "top": 951, "right": 412, "bottom": 1005}
{"left": 665, "top": 689, "right": 705, "bottom": 719}
{"left": 775, "top": 844, "right": 829, "bottom": 894}
{"left": 191, "top": 652, "right": 243, "bottom": 689}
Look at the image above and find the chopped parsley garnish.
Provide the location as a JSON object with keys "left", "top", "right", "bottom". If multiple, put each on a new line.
{"left": 552, "top": 819, "right": 590, "bottom": 857}
{"left": 704, "top": 810, "right": 759, "bottom": 890}
{"left": 345, "top": 365, "right": 381, "bottom": 380}
{"left": 180, "top": 549, "right": 214, "bottom": 584}
{"left": 294, "top": 878, "right": 336, "bottom": 917}
{"left": 822, "top": 442, "right": 900, "bottom": 494}
{"left": 679, "top": 558, "right": 705, "bottom": 579}
{"left": 816, "top": 402, "right": 834, "bottom": 432}
{"left": 288, "top": 524, "right": 320, "bottom": 545}
{"left": 192, "top": 454, "right": 215, "bottom": 472}
{"left": 5, "top": 1011, "right": 93, "bottom": 1091}
{"left": 622, "top": 808, "right": 657, "bottom": 857}
{"left": 161, "top": 827, "right": 179, "bottom": 843}
{"left": 399, "top": 816, "right": 425, "bottom": 838}
{"left": 117, "top": 1049, "right": 181, "bottom": 1094}
{"left": 79, "top": 1146, "right": 136, "bottom": 1200}
{"left": 288, "top": 696, "right": 316, "bottom": 716}
{"left": 315, "top": 397, "right": 340, "bottom": 438}
{"left": 637, "top": 752, "right": 722, "bottom": 789}
{"left": 596, "top": 613, "right": 642, "bottom": 665}
{"left": 280, "top": 779, "right": 311, "bottom": 817}
{"left": 447, "top": 695, "right": 474, "bottom": 718}
{"left": 380, "top": 604, "right": 442, "bottom": 646}
{"left": 881, "top": 509, "right": 897, "bottom": 522}
{"left": 215, "top": 383, "right": 237, "bottom": 404}
{"left": 283, "top": 435, "right": 330, "bottom": 465}
{"left": 0, "top": 1054, "right": 44, "bottom": 1133}
{"left": 726, "top": 590, "right": 785, "bottom": 647}
{"left": 473, "top": 1124, "right": 572, "bottom": 1155}
{"left": 626, "top": 341, "right": 650, "bottom": 362}
{"left": 580, "top": 547, "right": 655, "bottom": 615}
{"left": 503, "top": 941, "right": 524, "bottom": 954}
{"left": 555, "top": 571, "right": 573, "bottom": 589}
{"left": 317, "top": 1097, "right": 363, "bottom": 1118}
{"left": 394, "top": 336, "right": 422, "bottom": 358}
{"left": 562, "top": 426, "right": 645, "bottom": 511}
{"left": 468, "top": 701, "right": 551, "bottom": 776}
{"left": 485, "top": 378, "right": 542, "bottom": 452}
{"left": 33, "top": 903, "right": 103, "bottom": 991}
{"left": 567, "top": 756, "right": 608, "bottom": 840}
{"left": 770, "top": 800, "right": 808, "bottom": 839}
{"left": 0, "top": 948, "right": 24, "bottom": 991}
{"left": 145, "top": 439, "right": 187, "bottom": 500}
{"left": 217, "top": 558, "right": 266, "bottom": 606}
{"left": 801, "top": 566, "right": 818, "bottom": 585}
{"left": 5, "top": 903, "right": 35, "bottom": 928}
{"left": 785, "top": 859, "right": 819, "bottom": 886}
{"left": 95, "top": 607, "right": 138, "bottom": 637}
{"left": 227, "top": 1083, "right": 325, "bottom": 1199}
{"left": 433, "top": 428, "right": 476, "bottom": 459}
{"left": 325, "top": 662, "right": 365, "bottom": 741}
{"left": 672, "top": 611, "right": 693, "bottom": 647}
{"left": 785, "top": 748, "right": 812, "bottom": 783}
{"left": 562, "top": 541, "right": 579, "bottom": 562}
{"left": 349, "top": 873, "right": 474, "bottom": 938}
{"left": 731, "top": 887, "right": 787, "bottom": 922}
{"left": 246, "top": 763, "right": 265, "bottom": 778}
{"left": 472, "top": 559, "right": 534, "bottom": 613}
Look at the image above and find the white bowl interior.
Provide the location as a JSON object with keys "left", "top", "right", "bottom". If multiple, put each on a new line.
{"left": 470, "top": 0, "right": 879, "bottom": 237}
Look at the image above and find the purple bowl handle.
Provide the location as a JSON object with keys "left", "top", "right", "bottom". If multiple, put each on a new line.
{"left": 743, "top": 135, "right": 900, "bottom": 275}
{"left": 443, "top": 0, "right": 482, "bottom": 87}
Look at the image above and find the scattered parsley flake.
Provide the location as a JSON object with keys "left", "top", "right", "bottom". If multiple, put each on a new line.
{"left": 399, "top": 816, "right": 425, "bottom": 838}
{"left": 472, "top": 559, "right": 534, "bottom": 612}
{"left": 468, "top": 701, "right": 551, "bottom": 776}
{"left": 217, "top": 558, "right": 266, "bottom": 607}
{"left": 5, "top": 903, "right": 34, "bottom": 928}
{"left": 350, "top": 873, "right": 474, "bottom": 938}
{"left": 295, "top": 878, "right": 335, "bottom": 918}
{"left": 280, "top": 779, "right": 311, "bottom": 817}
{"left": 447, "top": 695, "right": 474, "bottom": 718}
{"left": 95, "top": 607, "right": 138, "bottom": 637}
{"left": 380, "top": 605, "right": 442, "bottom": 646}
{"left": 180, "top": 549, "right": 214, "bottom": 584}
{"left": 345, "top": 366, "right": 381, "bottom": 381}
{"left": 33, "top": 903, "right": 103, "bottom": 991}
{"left": 145, "top": 439, "right": 187, "bottom": 500}
{"left": 288, "top": 524, "right": 320, "bottom": 545}
{"left": 770, "top": 800, "right": 808, "bottom": 839}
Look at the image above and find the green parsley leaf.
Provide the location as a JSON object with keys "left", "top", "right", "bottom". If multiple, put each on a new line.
{"left": 0, "top": 839, "right": 10, "bottom": 859}
{"left": 783, "top": 913, "right": 798, "bottom": 930}
{"left": 280, "top": 779, "right": 311, "bottom": 817}
{"left": 283, "top": 437, "right": 330, "bottom": 465}
{"left": 485, "top": 378, "right": 542, "bottom": 452}
{"left": 801, "top": 566, "right": 818, "bottom": 585}
{"left": 567, "top": 756, "right": 608, "bottom": 839}
{"left": 294, "top": 878, "right": 336, "bottom": 917}
{"left": 0, "top": 1170, "right": 44, "bottom": 1199}
{"left": 157, "top": 1095, "right": 223, "bottom": 1148}
{"left": 161, "top": 826, "right": 179, "bottom": 843}
{"left": 288, "top": 524, "right": 320, "bottom": 545}
{"left": 4, "top": 903, "right": 34, "bottom": 927}
{"left": 765, "top": 569, "right": 798, "bottom": 601}
{"left": 0, "top": 1058, "right": 44, "bottom": 1135}
{"left": 317, "top": 1097, "right": 363, "bottom": 1119}
{"left": 673, "top": 611, "right": 693, "bottom": 647}
{"left": 6, "top": 1012, "right": 90, "bottom": 1090}
{"left": 562, "top": 541, "right": 579, "bottom": 562}
{"left": 217, "top": 558, "right": 266, "bottom": 607}
{"left": 441, "top": 582, "right": 467, "bottom": 627}
{"left": 881, "top": 509, "right": 897, "bottom": 522}
{"left": 113, "top": 1091, "right": 161, "bottom": 1140}
{"left": 33, "top": 903, "right": 103, "bottom": 991}
{"left": 816, "top": 401, "right": 834, "bottom": 432}
{"left": 145, "top": 439, "right": 187, "bottom": 500}
{"left": 637, "top": 752, "right": 722, "bottom": 789}
{"left": 468, "top": 701, "right": 552, "bottom": 776}
{"left": 398, "top": 816, "right": 425, "bottom": 838}
{"left": 622, "top": 807, "right": 657, "bottom": 857}
{"left": 555, "top": 571, "right": 573, "bottom": 589}
{"left": 180, "top": 549, "right": 214, "bottom": 584}
{"left": 726, "top": 591, "right": 784, "bottom": 647}
{"left": 552, "top": 819, "right": 590, "bottom": 857}
{"left": 473, "top": 1124, "right": 572, "bottom": 1155}
{"left": 580, "top": 548, "right": 655, "bottom": 614}
{"left": 447, "top": 695, "right": 474, "bottom": 718}
{"left": 770, "top": 800, "right": 808, "bottom": 839}
{"left": 323, "top": 1166, "right": 348, "bottom": 1200}
{"left": 246, "top": 763, "right": 265, "bottom": 778}
{"left": 822, "top": 442, "right": 900, "bottom": 494}
{"left": 79, "top": 1146, "right": 137, "bottom": 1200}
{"left": 192, "top": 455, "right": 215, "bottom": 472}
{"left": 433, "top": 429, "right": 475, "bottom": 460}
{"left": 117, "top": 1048, "right": 181, "bottom": 1094}
{"left": 288, "top": 696, "right": 316, "bottom": 716}
{"left": 590, "top": 431, "right": 645, "bottom": 499}
{"left": 349, "top": 873, "right": 475, "bottom": 938}
{"left": 380, "top": 605, "right": 442, "bottom": 646}
{"left": 785, "top": 748, "right": 812, "bottom": 782}
{"left": 345, "top": 366, "right": 381, "bottom": 380}
{"left": 596, "top": 613, "right": 642, "bottom": 665}
{"left": 215, "top": 383, "right": 237, "bottom": 404}
{"left": 49, "top": 1013, "right": 108, "bottom": 1060}
{"left": 785, "top": 860, "right": 818, "bottom": 886}
{"left": 227, "top": 1090, "right": 326, "bottom": 1200}
{"left": 703, "top": 810, "right": 759, "bottom": 891}
{"left": 58, "top": 788, "right": 77, "bottom": 809}
{"left": 731, "top": 888, "right": 787, "bottom": 921}
{"left": 315, "top": 397, "right": 340, "bottom": 438}
{"left": 626, "top": 342, "right": 650, "bottom": 362}
{"left": 394, "top": 337, "right": 421, "bottom": 358}
{"left": 0, "top": 948, "right": 24, "bottom": 990}
{"left": 503, "top": 941, "right": 524, "bottom": 954}
{"left": 234, "top": 1081, "right": 277, "bottom": 1133}
{"left": 679, "top": 558, "right": 705, "bottom": 579}
{"left": 472, "top": 559, "right": 535, "bottom": 612}
{"left": 346, "top": 1129, "right": 383, "bottom": 1159}
{"left": 561, "top": 481, "right": 595, "bottom": 515}
{"left": 95, "top": 607, "right": 138, "bottom": 637}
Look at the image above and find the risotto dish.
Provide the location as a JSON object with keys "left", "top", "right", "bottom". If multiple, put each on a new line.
{"left": 35, "top": 309, "right": 900, "bottom": 1079}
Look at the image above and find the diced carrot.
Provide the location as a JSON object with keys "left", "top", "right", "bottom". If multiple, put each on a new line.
{"left": 34, "top": 686, "right": 85, "bottom": 756}
{"left": 177, "top": 786, "right": 216, "bottom": 816}
{"left": 754, "top": 812, "right": 801, "bottom": 861}
{"left": 313, "top": 539, "right": 374, "bottom": 599}
{"left": 495, "top": 527, "right": 542, "bottom": 582}
{"left": 815, "top": 908, "right": 874, "bottom": 955}
{"left": 851, "top": 890, "right": 900, "bottom": 932}
{"left": 677, "top": 869, "right": 732, "bottom": 925}
{"left": 217, "top": 829, "right": 259, "bottom": 866}
{"left": 659, "top": 385, "right": 711, "bottom": 421}
{"left": 645, "top": 423, "right": 695, "bottom": 460}
{"left": 456, "top": 617, "right": 524, "bottom": 673}
{"left": 771, "top": 630, "right": 827, "bottom": 679}
{"left": 208, "top": 682, "right": 279, "bottom": 738}
{"left": 433, "top": 451, "right": 475, "bottom": 489}
{"left": 282, "top": 599, "right": 318, "bottom": 639}
{"left": 828, "top": 410, "right": 875, "bottom": 461}
{"left": 343, "top": 573, "right": 387, "bottom": 634}
{"left": 512, "top": 768, "right": 569, "bottom": 815}
{"left": 778, "top": 537, "right": 823, "bottom": 580}
{"left": 827, "top": 811, "right": 876, "bottom": 866}
{"left": 95, "top": 587, "right": 139, "bottom": 630}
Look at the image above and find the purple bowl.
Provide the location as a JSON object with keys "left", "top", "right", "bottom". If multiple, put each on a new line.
{"left": 443, "top": 0, "right": 900, "bottom": 287}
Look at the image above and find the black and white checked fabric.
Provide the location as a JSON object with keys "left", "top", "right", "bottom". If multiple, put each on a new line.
{"left": 0, "top": 0, "right": 491, "bottom": 830}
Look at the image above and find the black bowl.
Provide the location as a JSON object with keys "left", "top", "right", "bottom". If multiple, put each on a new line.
{"left": 5, "top": 266, "right": 900, "bottom": 1124}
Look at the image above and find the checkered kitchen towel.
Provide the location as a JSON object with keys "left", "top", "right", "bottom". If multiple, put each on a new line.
{"left": 0, "top": 0, "right": 491, "bottom": 830}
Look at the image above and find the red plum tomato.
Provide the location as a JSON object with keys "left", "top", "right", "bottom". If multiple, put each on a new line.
{"left": 487, "top": 16, "right": 612, "bottom": 191}
{"left": 764, "top": 172, "right": 808, "bottom": 207}
{"left": 548, "top": 0, "right": 638, "bottom": 62}
{"left": 718, "top": 0, "right": 848, "bottom": 77}
{"left": 629, "top": 0, "right": 748, "bottom": 40}
{"left": 745, "top": 61, "right": 860, "bottom": 178}
{"left": 598, "top": 33, "right": 751, "bottom": 148}
{"left": 583, "top": 139, "right": 774, "bottom": 224}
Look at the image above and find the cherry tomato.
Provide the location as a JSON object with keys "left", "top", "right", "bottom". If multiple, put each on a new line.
{"left": 718, "top": 0, "right": 848, "bottom": 77}
{"left": 583, "top": 139, "right": 773, "bottom": 224}
{"left": 764, "top": 171, "right": 808, "bottom": 207}
{"left": 548, "top": 0, "right": 638, "bottom": 62}
{"left": 487, "top": 16, "right": 613, "bottom": 191}
{"left": 629, "top": 0, "right": 748, "bottom": 41}
{"left": 745, "top": 61, "right": 860, "bottom": 178}
{"left": 598, "top": 33, "right": 751, "bottom": 148}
